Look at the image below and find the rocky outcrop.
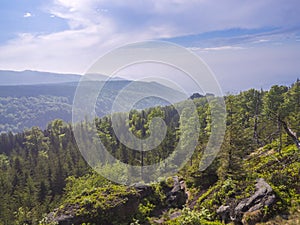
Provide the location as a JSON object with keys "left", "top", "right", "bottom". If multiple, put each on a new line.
{"left": 217, "top": 178, "right": 276, "bottom": 224}
{"left": 46, "top": 204, "right": 87, "bottom": 225}
{"left": 132, "top": 182, "right": 154, "bottom": 198}
{"left": 44, "top": 188, "right": 140, "bottom": 225}
{"left": 44, "top": 178, "right": 188, "bottom": 225}
{"left": 166, "top": 176, "right": 188, "bottom": 208}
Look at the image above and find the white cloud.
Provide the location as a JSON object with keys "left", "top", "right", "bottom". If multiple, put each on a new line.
{"left": 47, "top": 0, "right": 300, "bottom": 40}
{"left": 253, "top": 39, "right": 269, "bottom": 43}
{"left": 201, "top": 46, "right": 245, "bottom": 51}
{"left": 187, "top": 46, "right": 245, "bottom": 52}
{"left": 196, "top": 43, "right": 300, "bottom": 92}
{"left": 23, "top": 12, "right": 32, "bottom": 18}
{"left": 0, "top": 0, "right": 300, "bottom": 78}
{"left": 0, "top": 27, "right": 118, "bottom": 74}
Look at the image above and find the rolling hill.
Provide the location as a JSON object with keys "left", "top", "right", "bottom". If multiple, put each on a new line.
{"left": 0, "top": 71, "right": 186, "bottom": 133}
{"left": 0, "top": 70, "right": 81, "bottom": 85}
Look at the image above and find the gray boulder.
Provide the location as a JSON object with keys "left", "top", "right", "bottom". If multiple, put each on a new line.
{"left": 166, "top": 176, "right": 188, "bottom": 208}
{"left": 132, "top": 182, "right": 154, "bottom": 198}
{"left": 217, "top": 178, "right": 276, "bottom": 224}
{"left": 233, "top": 178, "right": 276, "bottom": 223}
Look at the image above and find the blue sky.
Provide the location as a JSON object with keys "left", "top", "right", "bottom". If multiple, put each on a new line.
{"left": 0, "top": 0, "right": 300, "bottom": 92}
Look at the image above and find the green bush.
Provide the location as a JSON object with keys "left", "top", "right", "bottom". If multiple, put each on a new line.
{"left": 166, "top": 207, "right": 222, "bottom": 225}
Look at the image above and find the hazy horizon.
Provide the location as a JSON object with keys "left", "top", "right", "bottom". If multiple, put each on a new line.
{"left": 0, "top": 1, "right": 300, "bottom": 93}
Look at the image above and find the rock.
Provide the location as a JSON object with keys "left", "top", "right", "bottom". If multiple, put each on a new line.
{"left": 132, "top": 183, "right": 154, "bottom": 198}
{"left": 44, "top": 188, "right": 140, "bottom": 225}
{"left": 217, "top": 205, "right": 230, "bottom": 223}
{"left": 166, "top": 176, "right": 188, "bottom": 208}
{"left": 45, "top": 204, "right": 83, "bottom": 225}
{"left": 169, "top": 211, "right": 182, "bottom": 220}
{"left": 230, "top": 178, "right": 276, "bottom": 224}
{"left": 190, "top": 93, "right": 204, "bottom": 100}
{"left": 153, "top": 210, "right": 182, "bottom": 224}
{"left": 242, "top": 210, "right": 263, "bottom": 225}
{"left": 44, "top": 178, "right": 188, "bottom": 225}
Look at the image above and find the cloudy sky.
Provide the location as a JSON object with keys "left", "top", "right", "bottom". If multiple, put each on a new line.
{"left": 0, "top": 0, "right": 300, "bottom": 92}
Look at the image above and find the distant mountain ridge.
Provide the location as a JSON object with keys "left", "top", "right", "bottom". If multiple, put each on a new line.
{"left": 0, "top": 70, "right": 187, "bottom": 133}
{"left": 0, "top": 70, "right": 81, "bottom": 85}
{"left": 0, "top": 70, "right": 126, "bottom": 86}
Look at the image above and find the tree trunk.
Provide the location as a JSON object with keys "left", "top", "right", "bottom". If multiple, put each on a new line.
{"left": 253, "top": 93, "right": 260, "bottom": 146}
{"left": 141, "top": 149, "right": 144, "bottom": 180}
{"left": 253, "top": 115, "right": 260, "bottom": 146}
{"left": 278, "top": 118, "right": 300, "bottom": 150}
{"left": 278, "top": 119, "right": 282, "bottom": 153}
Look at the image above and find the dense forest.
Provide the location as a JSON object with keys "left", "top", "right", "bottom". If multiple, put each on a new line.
{"left": 0, "top": 81, "right": 300, "bottom": 224}
{"left": 0, "top": 80, "right": 184, "bottom": 133}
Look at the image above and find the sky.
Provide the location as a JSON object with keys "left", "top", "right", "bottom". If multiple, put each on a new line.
{"left": 0, "top": 0, "right": 300, "bottom": 93}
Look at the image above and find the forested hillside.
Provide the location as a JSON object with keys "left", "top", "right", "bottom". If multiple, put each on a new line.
{"left": 0, "top": 81, "right": 299, "bottom": 224}
{"left": 0, "top": 80, "right": 185, "bottom": 133}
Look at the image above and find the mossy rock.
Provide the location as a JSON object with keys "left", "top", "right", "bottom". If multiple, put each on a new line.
{"left": 45, "top": 185, "right": 140, "bottom": 225}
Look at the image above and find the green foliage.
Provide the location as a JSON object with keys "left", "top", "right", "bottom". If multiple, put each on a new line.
{"left": 1, "top": 80, "right": 300, "bottom": 224}
{"left": 263, "top": 85, "right": 288, "bottom": 118}
{"left": 53, "top": 173, "right": 139, "bottom": 224}
{"left": 0, "top": 81, "right": 182, "bottom": 133}
{"left": 244, "top": 143, "right": 300, "bottom": 217}
{"left": 0, "top": 95, "right": 72, "bottom": 133}
{"left": 135, "top": 200, "right": 156, "bottom": 223}
{"left": 194, "top": 178, "right": 239, "bottom": 220}
{"left": 130, "top": 218, "right": 141, "bottom": 225}
{"left": 133, "top": 181, "right": 169, "bottom": 223}
{"left": 0, "top": 120, "right": 89, "bottom": 224}
{"left": 166, "top": 207, "right": 222, "bottom": 225}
